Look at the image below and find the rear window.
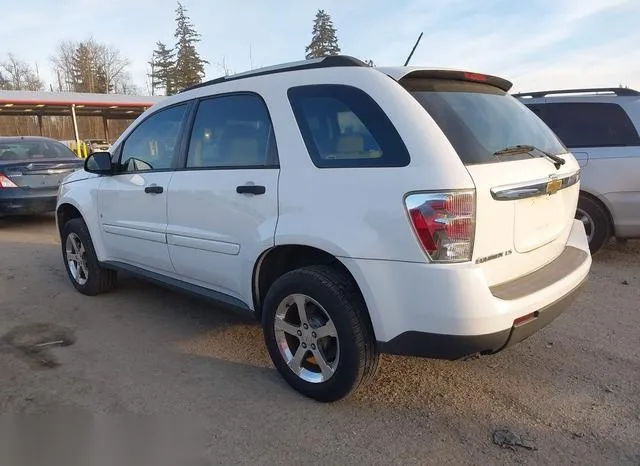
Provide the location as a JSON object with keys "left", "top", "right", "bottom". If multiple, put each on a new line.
{"left": 0, "top": 140, "right": 76, "bottom": 161}
{"left": 404, "top": 79, "right": 567, "bottom": 165}
{"left": 287, "top": 84, "right": 410, "bottom": 168}
{"left": 526, "top": 102, "right": 640, "bottom": 148}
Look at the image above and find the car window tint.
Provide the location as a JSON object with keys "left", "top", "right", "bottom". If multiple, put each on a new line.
{"left": 120, "top": 104, "right": 187, "bottom": 172}
{"left": 0, "top": 140, "right": 76, "bottom": 160}
{"left": 532, "top": 102, "right": 640, "bottom": 148}
{"left": 287, "top": 84, "right": 410, "bottom": 168}
{"left": 405, "top": 80, "right": 567, "bottom": 165}
{"left": 186, "top": 94, "right": 276, "bottom": 169}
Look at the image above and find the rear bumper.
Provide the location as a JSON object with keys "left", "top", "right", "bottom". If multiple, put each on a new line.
{"left": 0, "top": 188, "right": 58, "bottom": 216}
{"left": 378, "top": 277, "right": 585, "bottom": 360}
{"left": 340, "top": 219, "right": 592, "bottom": 359}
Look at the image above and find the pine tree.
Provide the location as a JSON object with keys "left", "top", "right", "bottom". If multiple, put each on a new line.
{"left": 305, "top": 9, "right": 341, "bottom": 59}
{"left": 65, "top": 39, "right": 126, "bottom": 93}
{"left": 173, "top": 2, "right": 207, "bottom": 92}
{"left": 70, "top": 42, "right": 96, "bottom": 92}
{"left": 149, "top": 41, "right": 176, "bottom": 95}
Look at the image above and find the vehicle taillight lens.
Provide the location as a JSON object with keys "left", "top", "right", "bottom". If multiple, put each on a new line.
{"left": 0, "top": 174, "right": 18, "bottom": 188}
{"left": 405, "top": 190, "right": 476, "bottom": 263}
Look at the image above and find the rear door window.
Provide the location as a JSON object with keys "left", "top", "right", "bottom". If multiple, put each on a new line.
{"left": 287, "top": 84, "right": 410, "bottom": 168}
{"left": 529, "top": 102, "right": 640, "bottom": 148}
{"left": 405, "top": 79, "right": 567, "bottom": 165}
{"left": 185, "top": 93, "right": 277, "bottom": 169}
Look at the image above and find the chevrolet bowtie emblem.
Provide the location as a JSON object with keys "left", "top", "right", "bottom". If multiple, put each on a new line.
{"left": 546, "top": 177, "right": 562, "bottom": 195}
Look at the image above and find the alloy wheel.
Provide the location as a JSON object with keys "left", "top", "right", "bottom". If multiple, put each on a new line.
{"left": 274, "top": 293, "right": 340, "bottom": 383}
{"left": 65, "top": 232, "right": 89, "bottom": 285}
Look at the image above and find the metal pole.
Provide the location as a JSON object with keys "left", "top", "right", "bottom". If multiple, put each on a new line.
{"left": 103, "top": 115, "right": 110, "bottom": 142}
{"left": 404, "top": 32, "right": 424, "bottom": 66}
{"left": 71, "top": 104, "right": 80, "bottom": 156}
{"left": 37, "top": 114, "right": 43, "bottom": 136}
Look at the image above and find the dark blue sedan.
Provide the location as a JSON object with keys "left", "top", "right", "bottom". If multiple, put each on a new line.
{"left": 0, "top": 136, "right": 84, "bottom": 217}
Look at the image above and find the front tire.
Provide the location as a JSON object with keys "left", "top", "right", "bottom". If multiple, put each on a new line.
{"left": 262, "top": 265, "right": 378, "bottom": 402}
{"left": 61, "top": 218, "right": 117, "bottom": 295}
{"left": 576, "top": 194, "right": 611, "bottom": 255}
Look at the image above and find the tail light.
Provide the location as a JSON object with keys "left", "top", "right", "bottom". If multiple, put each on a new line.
{"left": 405, "top": 190, "right": 476, "bottom": 263}
{"left": 0, "top": 174, "right": 18, "bottom": 188}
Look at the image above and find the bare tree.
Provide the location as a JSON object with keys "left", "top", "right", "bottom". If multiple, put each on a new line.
{"left": 98, "top": 42, "right": 130, "bottom": 93}
{"left": 51, "top": 40, "right": 77, "bottom": 91}
{"left": 51, "top": 39, "right": 131, "bottom": 94}
{"left": 0, "top": 53, "right": 43, "bottom": 91}
{"left": 216, "top": 56, "right": 233, "bottom": 77}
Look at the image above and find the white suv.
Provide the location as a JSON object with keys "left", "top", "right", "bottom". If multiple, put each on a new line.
{"left": 56, "top": 56, "right": 592, "bottom": 402}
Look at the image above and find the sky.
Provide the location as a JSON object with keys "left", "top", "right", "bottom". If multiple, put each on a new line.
{"left": 1, "top": 0, "right": 639, "bottom": 94}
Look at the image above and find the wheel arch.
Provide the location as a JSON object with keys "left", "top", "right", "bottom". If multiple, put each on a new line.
{"left": 56, "top": 202, "right": 84, "bottom": 235}
{"left": 251, "top": 244, "right": 377, "bottom": 339}
{"left": 578, "top": 189, "right": 615, "bottom": 234}
{"left": 56, "top": 200, "right": 108, "bottom": 262}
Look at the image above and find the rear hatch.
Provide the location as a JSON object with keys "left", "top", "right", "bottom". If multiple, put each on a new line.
{"left": 400, "top": 73, "right": 581, "bottom": 286}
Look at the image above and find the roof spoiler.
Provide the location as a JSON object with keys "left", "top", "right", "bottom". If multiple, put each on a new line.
{"left": 398, "top": 70, "right": 513, "bottom": 92}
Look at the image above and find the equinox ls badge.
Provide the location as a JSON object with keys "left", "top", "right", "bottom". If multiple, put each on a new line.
{"left": 476, "top": 249, "right": 513, "bottom": 264}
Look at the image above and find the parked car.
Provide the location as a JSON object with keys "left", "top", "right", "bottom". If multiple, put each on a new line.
{"left": 514, "top": 87, "right": 640, "bottom": 254}
{"left": 56, "top": 56, "right": 591, "bottom": 402}
{"left": 85, "top": 139, "right": 111, "bottom": 154}
{"left": 0, "top": 136, "right": 83, "bottom": 217}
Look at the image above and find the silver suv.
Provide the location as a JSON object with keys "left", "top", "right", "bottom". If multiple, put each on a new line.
{"left": 515, "top": 87, "right": 640, "bottom": 254}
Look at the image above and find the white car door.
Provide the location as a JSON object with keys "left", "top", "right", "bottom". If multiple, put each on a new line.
{"left": 99, "top": 103, "right": 190, "bottom": 273}
{"left": 166, "top": 94, "right": 279, "bottom": 305}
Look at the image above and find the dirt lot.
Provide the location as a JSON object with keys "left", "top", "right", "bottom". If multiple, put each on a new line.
{"left": 1, "top": 215, "right": 639, "bottom": 465}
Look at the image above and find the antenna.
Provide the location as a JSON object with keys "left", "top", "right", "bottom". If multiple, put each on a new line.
{"left": 404, "top": 32, "right": 423, "bottom": 66}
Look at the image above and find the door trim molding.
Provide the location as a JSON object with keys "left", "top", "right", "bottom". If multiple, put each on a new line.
{"left": 167, "top": 233, "right": 240, "bottom": 255}
{"left": 102, "top": 224, "right": 166, "bottom": 243}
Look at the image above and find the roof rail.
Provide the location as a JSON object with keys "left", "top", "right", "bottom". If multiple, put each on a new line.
{"left": 180, "top": 55, "right": 369, "bottom": 93}
{"left": 513, "top": 87, "right": 640, "bottom": 98}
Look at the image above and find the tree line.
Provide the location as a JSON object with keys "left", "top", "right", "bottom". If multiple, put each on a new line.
{"left": 2, "top": 5, "right": 359, "bottom": 96}
{"left": 1, "top": 6, "right": 358, "bottom": 139}
{"left": 1, "top": 1, "right": 208, "bottom": 96}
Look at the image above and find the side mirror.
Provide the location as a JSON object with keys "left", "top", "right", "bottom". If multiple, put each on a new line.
{"left": 84, "top": 151, "right": 113, "bottom": 175}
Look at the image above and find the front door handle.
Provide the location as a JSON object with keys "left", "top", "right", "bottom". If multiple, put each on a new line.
{"left": 144, "top": 185, "right": 164, "bottom": 194}
{"left": 236, "top": 184, "right": 266, "bottom": 195}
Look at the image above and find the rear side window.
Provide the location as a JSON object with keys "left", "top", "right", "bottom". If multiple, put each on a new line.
{"left": 529, "top": 102, "right": 640, "bottom": 148}
{"left": 287, "top": 85, "right": 410, "bottom": 168}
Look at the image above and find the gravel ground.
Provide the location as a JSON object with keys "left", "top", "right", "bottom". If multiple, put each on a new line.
{"left": 0, "top": 215, "right": 639, "bottom": 465}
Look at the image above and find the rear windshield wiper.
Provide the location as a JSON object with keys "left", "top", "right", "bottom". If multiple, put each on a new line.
{"left": 493, "top": 145, "right": 565, "bottom": 170}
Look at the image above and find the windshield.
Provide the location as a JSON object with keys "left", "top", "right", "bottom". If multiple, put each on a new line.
{"left": 405, "top": 80, "right": 567, "bottom": 165}
{"left": 0, "top": 140, "right": 77, "bottom": 162}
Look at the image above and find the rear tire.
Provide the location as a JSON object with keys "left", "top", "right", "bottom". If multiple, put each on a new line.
{"left": 61, "top": 218, "right": 117, "bottom": 295}
{"left": 576, "top": 194, "right": 611, "bottom": 255}
{"left": 262, "top": 265, "right": 378, "bottom": 402}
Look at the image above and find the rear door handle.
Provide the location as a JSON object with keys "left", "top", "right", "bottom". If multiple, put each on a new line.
{"left": 236, "top": 184, "right": 266, "bottom": 195}
{"left": 144, "top": 185, "right": 164, "bottom": 194}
